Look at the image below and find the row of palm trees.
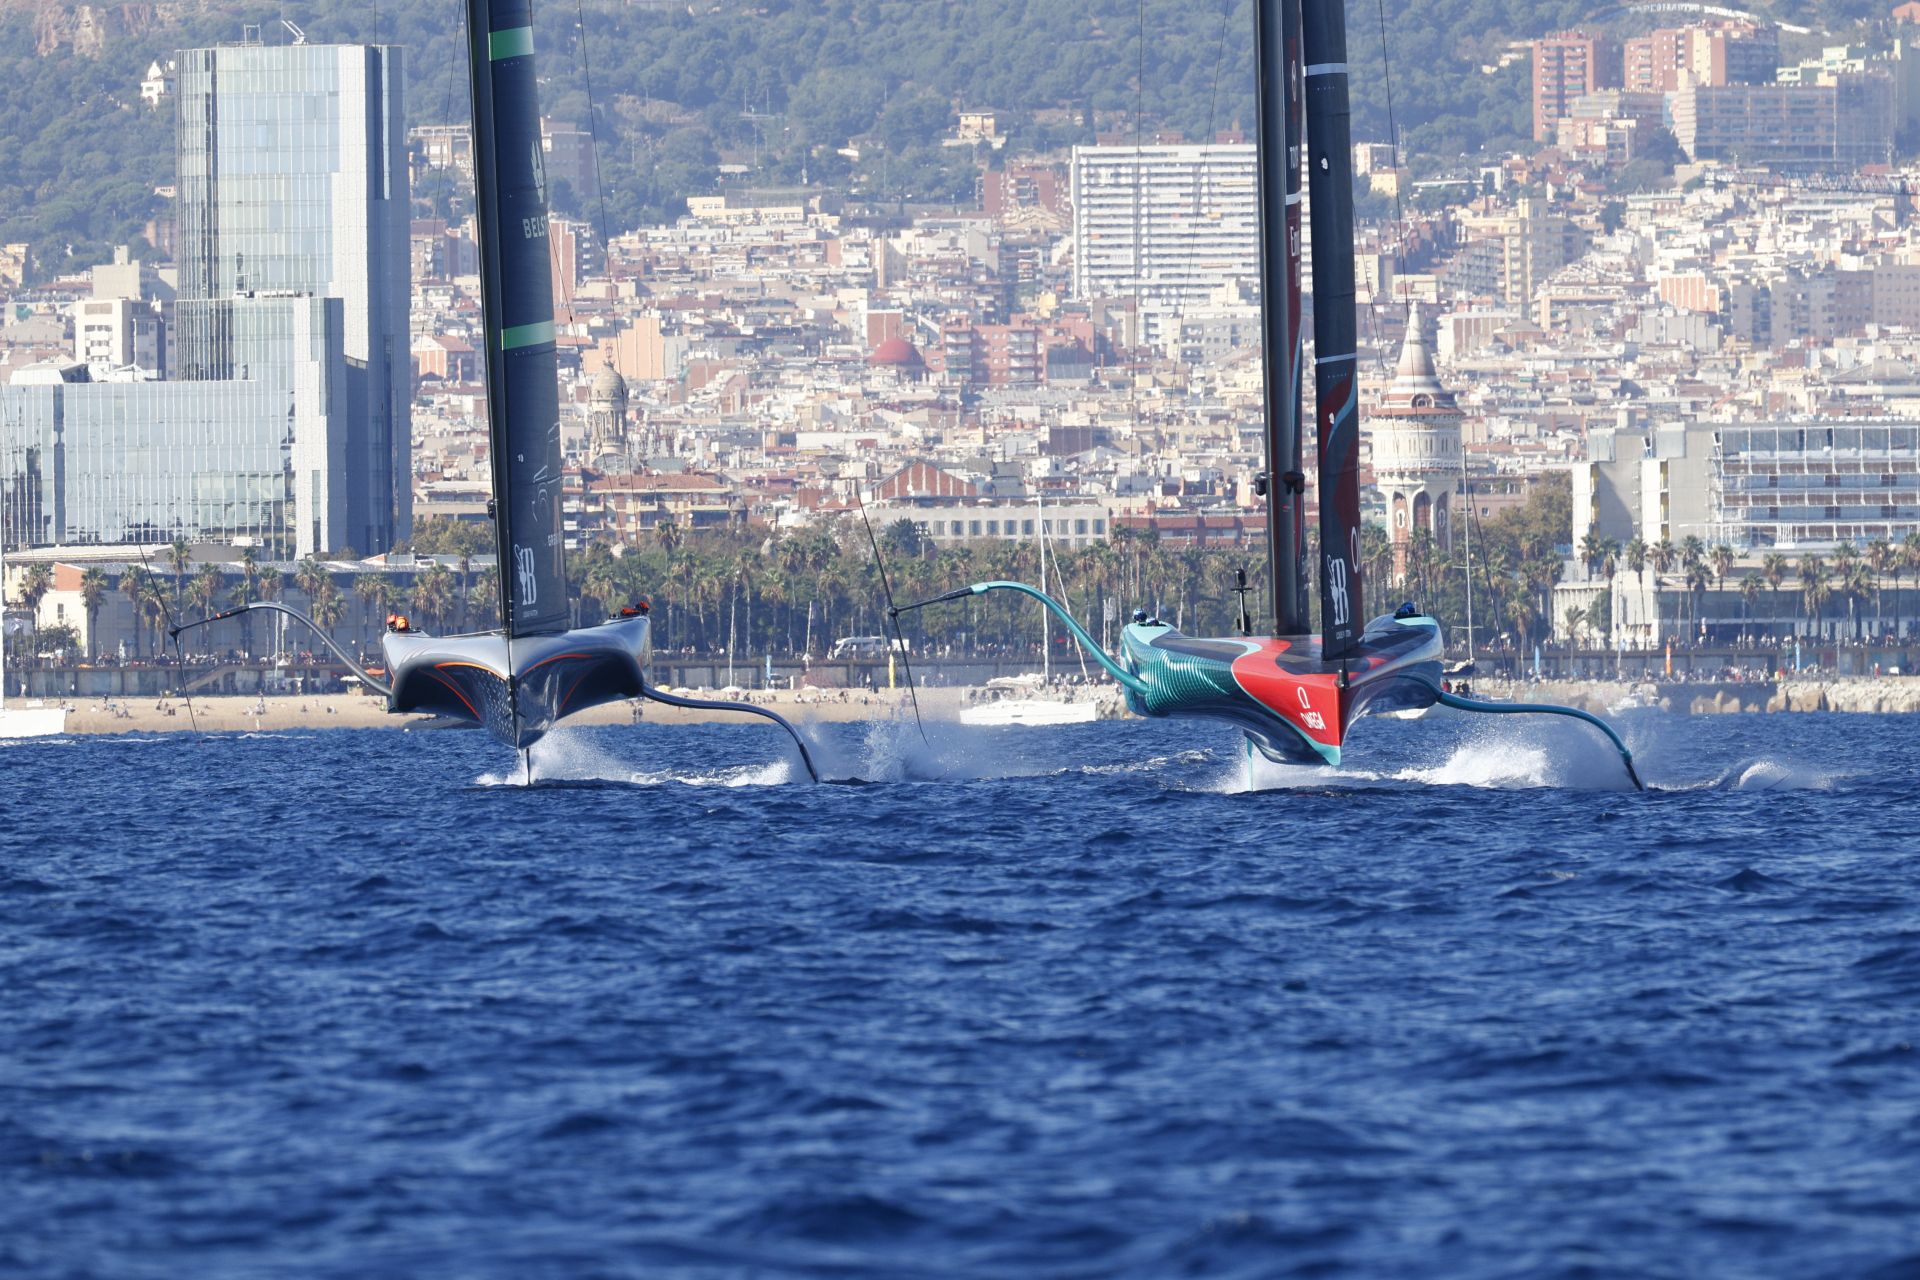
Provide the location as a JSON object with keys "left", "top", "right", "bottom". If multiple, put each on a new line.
{"left": 19, "top": 498, "right": 1920, "bottom": 666}
{"left": 1574, "top": 528, "right": 1920, "bottom": 642}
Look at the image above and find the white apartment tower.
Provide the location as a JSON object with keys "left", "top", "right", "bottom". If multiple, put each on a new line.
{"left": 1070, "top": 144, "right": 1259, "bottom": 327}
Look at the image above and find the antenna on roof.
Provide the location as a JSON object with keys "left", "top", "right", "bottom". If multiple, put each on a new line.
{"left": 281, "top": 18, "right": 307, "bottom": 45}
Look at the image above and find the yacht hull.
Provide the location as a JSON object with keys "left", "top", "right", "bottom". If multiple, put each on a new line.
{"left": 1117, "top": 613, "right": 1444, "bottom": 766}
{"left": 383, "top": 614, "right": 651, "bottom": 749}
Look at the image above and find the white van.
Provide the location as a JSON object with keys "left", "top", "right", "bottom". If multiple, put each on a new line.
{"left": 830, "top": 635, "right": 906, "bottom": 659}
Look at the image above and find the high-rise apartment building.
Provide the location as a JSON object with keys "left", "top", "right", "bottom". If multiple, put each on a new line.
{"left": 1671, "top": 73, "right": 1894, "bottom": 168}
{"left": 1624, "top": 22, "right": 1777, "bottom": 94}
{"left": 1533, "top": 31, "right": 1620, "bottom": 142}
{"left": 1070, "top": 144, "right": 1259, "bottom": 325}
{"left": 175, "top": 40, "right": 411, "bottom": 553}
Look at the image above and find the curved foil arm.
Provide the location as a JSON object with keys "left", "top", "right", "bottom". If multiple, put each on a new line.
{"left": 1433, "top": 688, "right": 1644, "bottom": 791}
{"left": 171, "top": 601, "right": 393, "bottom": 695}
{"left": 957, "top": 581, "right": 1149, "bottom": 696}
{"left": 638, "top": 681, "right": 820, "bottom": 783}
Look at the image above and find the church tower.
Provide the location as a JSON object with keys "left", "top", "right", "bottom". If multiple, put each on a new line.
{"left": 1368, "top": 303, "right": 1464, "bottom": 582}
{"left": 587, "top": 367, "right": 631, "bottom": 473}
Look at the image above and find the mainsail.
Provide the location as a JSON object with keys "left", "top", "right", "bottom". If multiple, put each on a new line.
{"left": 468, "top": 0, "right": 569, "bottom": 637}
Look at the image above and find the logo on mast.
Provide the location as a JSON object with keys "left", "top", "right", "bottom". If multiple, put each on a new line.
{"left": 515, "top": 545, "right": 538, "bottom": 607}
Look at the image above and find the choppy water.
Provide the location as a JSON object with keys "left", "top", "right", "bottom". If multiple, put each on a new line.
{"left": 3, "top": 710, "right": 1919, "bottom": 1278}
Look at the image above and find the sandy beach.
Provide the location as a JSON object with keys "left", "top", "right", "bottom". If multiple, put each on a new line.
{"left": 36, "top": 672, "right": 1920, "bottom": 735}
{"left": 52, "top": 686, "right": 988, "bottom": 735}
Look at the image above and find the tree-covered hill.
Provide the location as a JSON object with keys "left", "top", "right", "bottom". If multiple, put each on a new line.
{"left": 0, "top": 0, "right": 1820, "bottom": 274}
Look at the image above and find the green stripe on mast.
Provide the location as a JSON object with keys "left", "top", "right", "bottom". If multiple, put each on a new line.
{"left": 488, "top": 27, "right": 533, "bottom": 60}
{"left": 500, "top": 320, "right": 555, "bottom": 350}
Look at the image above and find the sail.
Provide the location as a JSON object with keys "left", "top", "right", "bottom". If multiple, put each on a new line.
{"left": 467, "top": 0, "right": 569, "bottom": 637}
{"left": 1302, "top": 0, "right": 1363, "bottom": 656}
{"left": 1254, "top": 0, "right": 1310, "bottom": 635}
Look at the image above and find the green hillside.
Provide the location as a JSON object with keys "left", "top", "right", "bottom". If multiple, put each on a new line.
{"left": 0, "top": 0, "right": 1819, "bottom": 274}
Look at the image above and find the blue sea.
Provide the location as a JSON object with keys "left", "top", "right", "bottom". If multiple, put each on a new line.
{"left": 3, "top": 709, "right": 1920, "bottom": 1278}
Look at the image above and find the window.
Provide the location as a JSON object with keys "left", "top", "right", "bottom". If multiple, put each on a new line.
{"left": 987, "top": 520, "right": 1000, "bottom": 535}
{"left": 969, "top": 520, "right": 981, "bottom": 537}
{"left": 1075, "top": 519, "right": 1088, "bottom": 535}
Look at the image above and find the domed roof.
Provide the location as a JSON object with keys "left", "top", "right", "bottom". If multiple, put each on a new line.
{"left": 591, "top": 367, "right": 628, "bottom": 402}
{"left": 1377, "top": 302, "right": 1459, "bottom": 415}
{"left": 869, "top": 337, "right": 924, "bottom": 367}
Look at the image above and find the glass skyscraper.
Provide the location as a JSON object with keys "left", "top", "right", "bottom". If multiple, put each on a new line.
{"left": 2, "top": 39, "right": 408, "bottom": 558}
{"left": 176, "top": 40, "right": 411, "bottom": 554}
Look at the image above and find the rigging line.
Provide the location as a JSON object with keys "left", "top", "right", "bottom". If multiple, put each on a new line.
{"left": 850, "top": 479, "right": 928, "bottom": 746}
{"left": 1374, "top": 0, "right": 1409, "bottom": 307}
{"left": 1202, "top": 0, "right": 1232, "bottom": 143}
{"left": 572, "top": 0, "right": 616, "bottom": 266}
{"left": 136, "top": 542, "right": 199, "bottom": 737}
{"left": 439, "top": 0, "right": 461, "bottom": 213}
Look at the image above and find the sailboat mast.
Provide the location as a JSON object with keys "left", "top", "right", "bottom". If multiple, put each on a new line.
{"left": 1461, "top": 451, "right": 1476, "bottom": 660}
{"left": 466, "top": 0, "right": 569, "bottom": 640}
{"left": 1039, "top": 488, "right": 1049, "bottom": 683}
{"left": 1254, "top": 0, "right": 1309, "bottom": 635}
{"left": 1302, "top": 0, "right": 1364, "bottom": 657}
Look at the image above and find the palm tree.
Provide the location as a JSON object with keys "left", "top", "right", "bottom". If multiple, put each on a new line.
{"left": 17, "top": 562, "right": 52, "bottom": 651}
{"left": 1739, "top": 574, "right": 1762, "bottom": 644}
{"left": 139, "top": 578, "right": 169, "bottom": 659}
{"left": 470, "top": 568, "right": 500, "bottom": 629}
{"left": 1563, "top": 604, "right": 1587, "bottom": 648}
{"left": 79, "top": 567, "right": 109, "bottom": 660}
{"left": 1902, "top": 532, "right": 1920, "bottom": 640}
{"left": 1866, "top": 538, "right": 1895, "bottom": 640}
{"left": 167, "top": 537, "right": 191, "bottom": 611}
{"left": 1625, "top": 536, "right": 1647, "bottom": 587}
{"left": 355, "top": 574, "right": 396, "bottom": 634}
{"left": 118, "top": 566, "right": 149, "bottom": 659}
{"left": 257, "top": 567, "right": 284, "bottom": 660}
{"left": 1685, "top": 560, "right": 1711, "bottom": 637}
{"left": 1844, "top": 560, "right": 1873, "bottom": 643}
{"left": 294, "top": 556, "right": 330, "bottom": 612}
{"left": 312, "top": 590, "right": 346, "bottom": 634}
{"left": 410, "top": 563, "right": 455, "bottom": 633}
{"left": 1649, "top": 537, "right": 1675, "bottom": 583}
{"left": 1505, "top": 596, "right": 1537, "bottom": 655}
{"left": 189, "top": 564, "right": 223, "bottom": 654}
{"left": 1799, "top": 556, "right": 1830, "bottom": 639}
{"left": 1710, "top": 544, "right": 1734, "bottom": 595}
{"left": 1579, "top": 531, "right": 1606, "bottom": 579}
{"left": 1762, "top": 553, "right": 1788, "bottom": 639}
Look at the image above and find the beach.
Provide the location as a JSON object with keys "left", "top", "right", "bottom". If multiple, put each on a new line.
{"left": 52, "top": 686, "right": 1012, "bottom": 734}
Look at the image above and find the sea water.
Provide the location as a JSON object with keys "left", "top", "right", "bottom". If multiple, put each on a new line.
{"left": 2, "top": 711, "right": 1918, "bottom": 1277}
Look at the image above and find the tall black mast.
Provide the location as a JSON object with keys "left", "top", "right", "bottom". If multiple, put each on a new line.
{"left": 467, "top": 0, "right": 570, "bottom": 639}
{"left": 1254, "top": 0, "right": 1310, "bottom": 635}
{"left": 1302, "top": 0, "right": 1364, "bottom": 657}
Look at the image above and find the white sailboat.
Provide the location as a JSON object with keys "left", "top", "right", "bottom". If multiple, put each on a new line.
{"left": 960, "top": 490, "right": 1099, "bottom": 727}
